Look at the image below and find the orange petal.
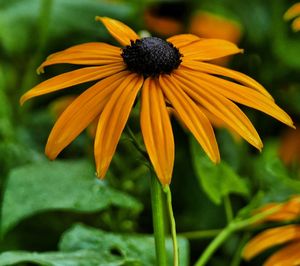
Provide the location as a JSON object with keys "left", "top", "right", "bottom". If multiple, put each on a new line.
{"left": 180, "top": 39, "right": 243, "bottom": 61}
{"left": 20, "top": 63, "right": 126, "bottom": 105}
{"left": 243, "top": 225, "right": 300, "bottom": 260}
{"left": 167, "top": 34, "right": 201, "bottom": 48}
{"left": 284, "top": 3, "right": 300, "bottom": 20}
{"left": 94, "top": 73, "right": 143, "bottom": 178}
{"left": 264, "top": 241, "right": 300, "bottom": 266}
{"left": 96, "top": 16, "right": 139, "bottom": 46}
{"left": 45, "top": 71, "right": 129, "bottom": 159}
{"left": 172, "top": 72, "right": 263, "bottom": 150}
{"left": 292, "top": 16, "right": 300, "bottom": 31}
{"left": 181, "top": 60, "right": 273, "bottom": 100}
{"left": 159, "top": 74, "right": 220, "bottom": 163}
{"left": 38, "top": 43, "right": 122, "bottom": 73}
{"left": 258, "top": 197, "right": 300, "bottom": 223}
{"left": 48, "top": 42, "right": 120, "bottom": 56}
{"left": 140, "top": 77, "right": 174, "bottom": 185}
{"left": 178, "top": 68, "right": 295, "bottom": 128}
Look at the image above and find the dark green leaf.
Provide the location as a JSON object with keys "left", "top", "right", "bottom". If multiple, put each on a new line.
{"left": 0, "top": 250, "right": 136, "bottom": 266}
{"left": 1, "top": 160, "right": 142, "bottom": 236}
{"left": 59, "top": 223, "right": 189, "bottom": 266}
{"left": 0, "top": 223, "right": 189, "bottom": 266}
{"left": 190, "top": 137, "right": 249, "bottom": 205}
{"left": 252, "top": 140, "right": 300, "bottom": 202}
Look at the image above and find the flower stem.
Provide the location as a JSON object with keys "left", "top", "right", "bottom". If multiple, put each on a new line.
{"left": 194, "top": 204, "right": 283, "bottom": 266}
{"left": 195, "top": 224, "right": 235, "bottom": 266}
{"left": 164, "top": 186, "right": 179, "bottom": 266}
{"left": 224, "top": 195, "right": 233, "bottom": 223}
{"left": 178, "top": 229, "right": 221, "bottom": 239}
{"left": 150, "top": 173, "right": 167, "bottom": 266}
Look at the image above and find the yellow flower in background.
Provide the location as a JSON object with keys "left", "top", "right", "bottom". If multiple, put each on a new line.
{"left": 144, "top": 9, "right": 184, "bottom": 37}
{"left": 189, "top": 11, "right": 242, "bottom": 65}
{"left": 279, "top": 125, "right": 300, "bottom": 166}
{"left": 21, "top": 17, "right": 294, "bottom": 185}
{"left": 243, "top": 225, "right": 300, "bottom": 266}
{"left": 256, "top": 196, "right": 300, "bottom": 223}
{"left": 284, "top": 2, "right": 300, "bottom": 31}
{"left": 189, "top": 11, "right": 242, "bottom": 45}
{"left": 243, "top": 196, "right": 300, "bottom": 265}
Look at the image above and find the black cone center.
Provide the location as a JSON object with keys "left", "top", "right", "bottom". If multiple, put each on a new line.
{"left": 121, "top": 37, "right": 182, "bottom": 77}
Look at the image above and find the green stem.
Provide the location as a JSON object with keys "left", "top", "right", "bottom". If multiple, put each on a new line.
{"left": 195, "top": 224, "right": 235, "bottom": 266}
{"left": 195, "top": 204, "right": 283, "bottom": 266}
{"left": 164, "top": 186, "right": 179, "bottom": 266}
{"left": 150, "top": 173, "right": 167, "bottom": 266}
{"left": 178, "top": 229, "right": 221, "bottom": 240}
{"left": 224, "top": 195, "right": 233, "bottom": 223}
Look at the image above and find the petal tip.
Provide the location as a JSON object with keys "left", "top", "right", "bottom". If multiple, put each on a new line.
{"left": 96, "top": 169, "right": 106, "bottom": 180}
{"left": 95, "top": 16, "right": 103, "bottom": 22}
{"left": 36, "top": 66, "right": 44, "bottom": 74}
{"left": 19, "top": 97, "right": 25, "bottom": 106}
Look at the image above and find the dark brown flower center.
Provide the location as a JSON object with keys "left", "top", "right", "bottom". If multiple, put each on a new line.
{"left": 121, "top": 37, "right": 182, "bottom": 77}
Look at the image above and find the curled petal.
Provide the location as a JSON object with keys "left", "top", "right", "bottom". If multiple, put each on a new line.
{"left": 159, "top": 74, "right": 220, "bottom": 163}
{"left": 243, "top": 225, "right": 300, "bottom": 260}
{"left": 94, "top": 73, "right": 143, "bottom": 178}
{"left": 140, "top": 78, "right": 174, "bottom": 185}
{"left": 180, "top": 39, "right": 243, "bottom": 61}
{"left": 96, "top": 16, "right": 139, "bottom": 46}
{"left": 45, "top": 71, "right": 129, "bottom": 159}
{"left": 20, "top": 63, "right": 126, "bottom": 105}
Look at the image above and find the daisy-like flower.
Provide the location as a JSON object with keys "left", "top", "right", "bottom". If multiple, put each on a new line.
{"left": 21, "top": 17, "right": 294, "bottom": 186}
{"left": 243, "top": 197, "right": 300, "bottom": 266}
{"left": 284, "top": 2, "right": 300, "bottom": 31}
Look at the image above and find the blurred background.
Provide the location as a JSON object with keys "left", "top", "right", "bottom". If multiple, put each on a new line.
{"left": 0, "top": 0, "right": 300, "bottom": 265}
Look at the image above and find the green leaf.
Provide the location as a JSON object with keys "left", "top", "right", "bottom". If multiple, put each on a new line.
{"left": 1, "top": 160, "right": 142, "bottom": 236}
{"left": 238, "top": 141, "right": 300, "bottom": 218}
{"left": 59, "top": 223, "right": 189, "bottom": 266}
{"left": 0, "top": 250, "right": 136, "bottom": 266}
{"left": 252, "top": 140, "right": 300, "bottom": 202}
{"left": 190, "top": 137, "right": 249, "bottom": 205}
{"left": 0, "top": 0, "right": 136, "bottom": 55}
{"left": 0, "top": 224, "right": 189, "bottom": 265}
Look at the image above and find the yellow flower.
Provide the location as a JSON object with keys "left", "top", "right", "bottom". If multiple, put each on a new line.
{"left": 279, "top": 125, "right": 300, "bottom": 166}
{"left": 144, "top": 8, "right": 184, "bottom": 37}
{"left": 256, "top": 196, "right": 300, "bottom": 223}
{"left": 243, "top": 225, "right": 300, "bottom": 266}
{"left": 188, "top": 11, "right": 242, "bottom": 66}
{"left": 284, "top": 3, "right": 300, "bottom": 32}
{"left": 243, "top": 196, "right": 300, "bottom": 265}
{"left": 21, "top": 17, "right": 294, "bottom": 186}
{"left": 189, "top": 11, "right": 242, "bottom": 45}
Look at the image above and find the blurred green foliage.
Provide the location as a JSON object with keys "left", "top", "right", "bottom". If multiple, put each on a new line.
{"left": 0, "top": 0, "right": 300, "bottom": 265}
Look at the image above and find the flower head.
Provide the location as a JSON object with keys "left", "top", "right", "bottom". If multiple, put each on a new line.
{"left": 21, "top": 17, "right": 294, "bottom": 185}
{"left": 284, "top": 3, "right": 300, "bottom": 31}
{"left": 243, "top": 197, "right": 300, "bottom": 266}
